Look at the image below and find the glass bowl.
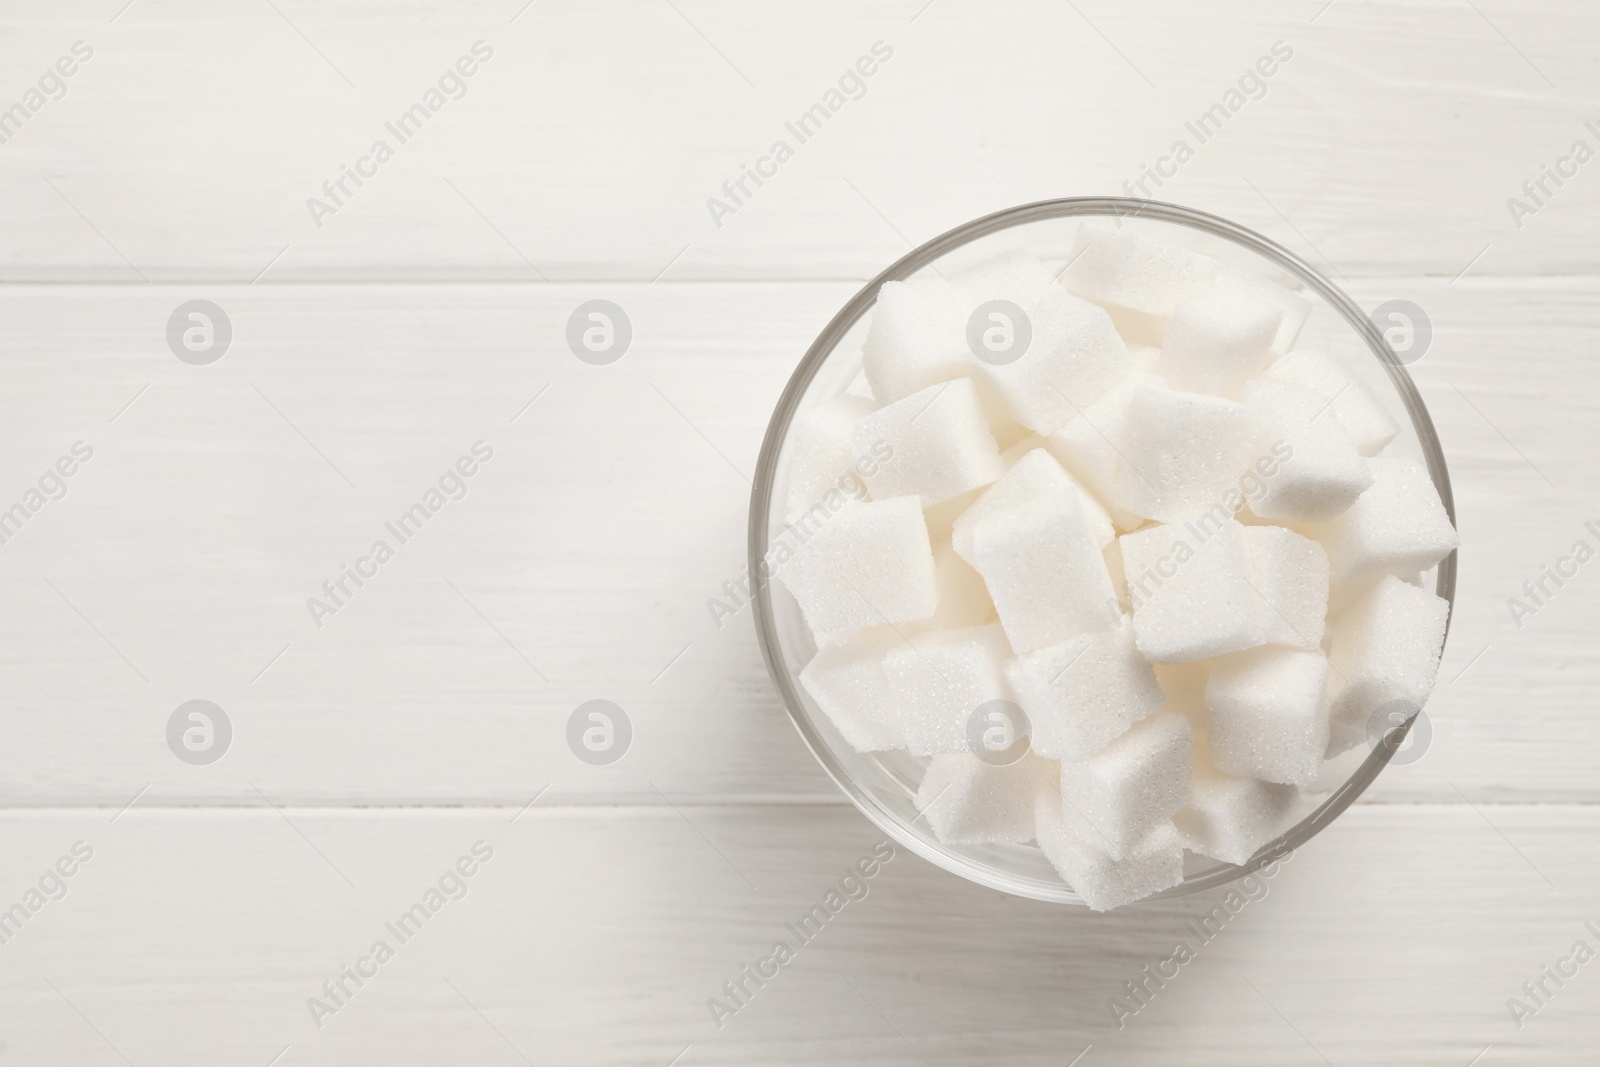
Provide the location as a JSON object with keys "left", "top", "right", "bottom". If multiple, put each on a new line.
{"left": 748, "top": 197, "right": 1456, "bottom": 904}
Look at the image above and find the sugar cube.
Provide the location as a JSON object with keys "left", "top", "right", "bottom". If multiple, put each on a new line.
{"left": 923, "top": 542, "right": 995, "bottom": 630}
{"left": 1241, "top": 378, "right": 1373, "bottom": 523}
{"left": 1205, "top": 646, "right": 1330, "bottom": 786}
{"left": 1118, "top": 382, "right": 1264, "bottom": 523}
{"left": 1324, "top": 574, "right": 1450, "bottom": 755}
{"left": 970, "top": 491, "right": 1120, "bottom": 654}
{"left": 1128, "top": 344, "right": 1162, "bottom": 372}
{"left": 1210, "top": 271, "right": 1313, "bottom": 355}
{"left": 953, "top": 447, "right": 1113, "bottom": 564}
{"left": 1153, "top": 290, "right": 1282, "bottom": 399}
{"left": 967, "top": 284, "right": 1134, "bottom": 435}
{"left": 798, "top": 629, "right": 906, "bottom": 752}
{"left": 1044, "top": 373, "right": 1156, "bottom": 530}
{"left": 949, "top": 252, "right": 1106, "bottom": 439}
{"left": 1104, "top": 543, "right": 1132, "bottom": 613}
{"left": 950, "top": 249, "right": 1057, "bottom": 310}
{"left": 1265, "top": 350, "right": 1399, "bottom": 456}
{"left": 861, "top": 275, "right": 967, "bottom": 404}
{"left": 1035, "top": 792, "right": 1185, "bottom": 911}
{"left": 1153, "top": 660, "right": 1212, "bottom": 723}
{"left": 882, "top": 624, "right": 1012, "bottom": 756}
{"left": 1004, "top": 620, "right": 1165, "bottom": 762}
{"left": 1174, "top": 730, "right": 1298, "bottom": 865}
{"left": 1242, "top": 524, "right": 1330, "bottom": 649}
{"left": 915, "top": 751, "right": 1057, "bottom": 844}
{"left": 778, "top": 495, "right": 938, "bottom": 643}
{"left": 1119, "top": 518, "right": 1265, "bottom": 662}
{"left": 843, "top": 368, "right": 876, "bottom": 403}
{"left": 1059, "top": 711, "right": 1193, "bottom": 856}
{"left": 922, "top": 487, "right": 984, "bottom": 544}
{"left": 783, "top": 394, "right": 875, "bottom": 523}
{"left": 1309, "top": 456, "right": 1458, "bottom": 585}
{"left": 1059, "top": 223, "right": 1221, "bottom": 345}
{"left": 850, "top": 378, "right": 1006, "bottom": 507}
{"left": 999, "top": 434, "right": 1049, "bottom": 464}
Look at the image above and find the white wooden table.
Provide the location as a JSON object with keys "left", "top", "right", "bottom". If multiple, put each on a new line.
{"left": 1, "top": 1, "right": 1596, "bottom": 1062}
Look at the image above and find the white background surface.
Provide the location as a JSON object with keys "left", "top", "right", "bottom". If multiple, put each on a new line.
{"left": 0, "top": 1, "right": 1596, "bottom": 1063}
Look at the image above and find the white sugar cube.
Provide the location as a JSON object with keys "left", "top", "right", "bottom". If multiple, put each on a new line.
{"left": 945, "top": 252, "right": 1093, "bottom": 440}
{"left": 924, "top": 541, "right": 995, "bottom": 630}
{"left": 953, "top": 447, "right": 1113, "bottom": 564}
{"left": 915, "top": 751, "right": 1057, "bottom": 845}
{"left": 1241, "top": 379, "right": 1373, "bottom": 523}
{"left": 1128, "top": 344, "right": 1162, "bottom": 372}
{"left": 1174, "top": 730, "right": 1298, "bottom": 865}
{"left": 882, "top": 624, "right": 1012, "bottom": 756}
{"left": 1059, "top": 711, "right": 1193, "bottom": 857}
{"left": 1036, "top": 793, "right": 1185, "bottom": 911}
{"left": 1104, "top": 543, "right": 1132, "bottom": 614}
{"left": 968, "top": 285, "right": 1134, "bottom": 435}
{"left": 1120, "top": 518, "right": 1266, "bottom": 662}
{"left": 950, "top": 249, "right": 1058, "bottom": 310}
{"left": 783, "top": 394, "right": 875, "bottom": 523}
{"left": 1118, "top": 382, "right": 1264, "bottom": 523}
{"left": 1004, "top": 620, "right": 1165, "bottom": 763}
{"left": 970, "top": 492, "right": 1120, "bottom": 654}
{"left": 1205, "top": 646, "right": 1330, "bottom": 786}
{"left": 861, "top": 275, "right": 967, "bottom": 404}
{"left": 1210, "top": 272, "right": 1313, "bottom": 355}
{"left": 1324, "top": 568, "right": 1419, "bottom": 621}
{"left": 798, "top": 629, "right": 905, "bottom": 752}
{"left": 922, "top": 487, "right": 984, "bottom": 545}
{"left": 779, "top": 495, "right": 938, "bottom": 643}
{"left": 1242, "top": 524, "right": 1330, "bottom": 650}
{"left": 850, "top": 378, "right": 1006, "bottom": 507}
{"left": 1153, "top": 291, "right": 1282, "bottom": 399}
{"left": 1325, "top": 574, "right": 1450, "bottom": 755}
{"left": 1153, "top": 660, "right": 1212, "bottom": 723}
{"left": 999, "top": 434, "right": 1049, "bottom": 463}
{"left": 1309, "top": 456, "right": 1458, "bottom": 585}
{"left": 1059, "top": 223, "right": 1221, "bottom": 345}
{"left": 1045, "top": 373, "right": 1155, "bottom": 530}
{"left": 1265, "top": 351, "right": 1399, "bottom": 456}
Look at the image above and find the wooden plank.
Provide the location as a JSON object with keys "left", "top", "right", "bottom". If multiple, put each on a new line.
{"left": 0, "top": 277, "right": 1590, "bottom": 804}
{"left": 0, "top": 803, "right": 1592, "bottom": 1064}
{"left": 0, "top": 1, "right": 1595, "bottom": 281}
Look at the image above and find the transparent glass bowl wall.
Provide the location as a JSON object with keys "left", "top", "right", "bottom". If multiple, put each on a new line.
{"left": 749, "top": 198, "right": 1456, "bottom": 904}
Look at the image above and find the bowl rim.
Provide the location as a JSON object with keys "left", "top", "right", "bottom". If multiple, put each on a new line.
{"left": 748, "top": 195, "right": 1457, "bottom": 904}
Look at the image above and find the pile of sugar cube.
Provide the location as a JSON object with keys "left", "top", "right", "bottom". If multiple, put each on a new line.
{"left": 778, "top": 222, "right": 1457, "bottom": 911}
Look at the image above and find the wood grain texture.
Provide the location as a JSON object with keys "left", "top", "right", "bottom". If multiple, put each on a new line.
{"left": 0, "top": 278, "right": 1591, "bottom": 805}
{"left": 0, "top": 0, "right": 1596, "bottom": 281}
{"left": 0, "top": 804, "right": 1592, "bottom": 1066}
{"left": 1, "top": 0, "right": 1597, "bottom": 1060}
